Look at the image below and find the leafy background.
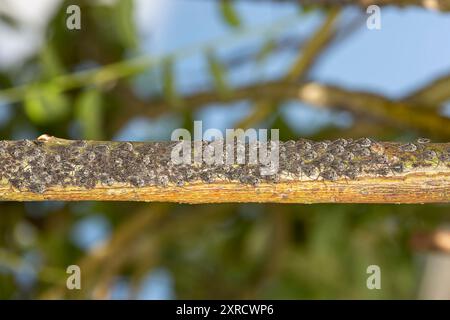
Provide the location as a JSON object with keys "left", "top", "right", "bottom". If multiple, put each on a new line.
{"left": 0, "top": 0, "right": 449, "bottom": 299}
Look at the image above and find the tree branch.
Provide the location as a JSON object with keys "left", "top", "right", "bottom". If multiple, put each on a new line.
{"left": 1, "top": 135, "right": 449, "bottom": 203}
{"left": 143, "top": 81, "right": 450, "bottom": 139}
{"left": 236, "top": 8, "right": 341, "bottom": 129}
{"left": 0, "top": 14, "right": 304, "bottom": 104}
{"left": 405, "top": 72, "right": 450, "bottom": 107}
{"left": 285, "top": 8, "right": 341, "bottom": 82}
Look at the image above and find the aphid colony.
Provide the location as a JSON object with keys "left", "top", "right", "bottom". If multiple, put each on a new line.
{"left": 0, "top": 138, "right": 447, "bottom": 194}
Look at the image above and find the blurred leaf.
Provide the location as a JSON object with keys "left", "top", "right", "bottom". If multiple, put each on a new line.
{"left": 0, "top": 12, "right": 19, "bottom": 29}
{"left": 206, "top": 51, "right": 230, "bottom": 98}
{"left": 39, "top": 45, "right": 65, "bottom": 79}
{"left": 24, "top": 84, "right": 70, "bottom": 125}
{"left": 243, "top": 218, "right": 271, "bottom": 261}
{"left": 219, "top": 0, "right": 241, "bottom": 28}
{"left": 75, "top": 89, "right": 104, "bottom": 140}
{"left": 298, "top": 5, "right": 319, "bottom": 15}
{"left": 256, "top": 38, "right": 276, "bottom": 63}
{"left": 162, "top": 58, "right": 181, "bottom": 108}
{"left": 0, "top": 72, "right": 12, "bottom": 87}
{"left": 115, "top": 0, "right": 138, "bottom": 49}
{"left": 271, "top": 112, "right": 296, "bottom": 141}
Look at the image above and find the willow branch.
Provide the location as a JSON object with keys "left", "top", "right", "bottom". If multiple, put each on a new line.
{"left": 142, "top": 81, "right": 450, "bottom": 139}
{"left": 296, "top": 82, "right": 450, "bottom": 137}
{"left": 286, "top": 8, "right": 341, "bottom": 82}
{"left": 405, "top": 72, "right": 450, "bottom": 107}
{"left": 236, "top": 8, "right": 341, "bottom": 128}
{"left": 1, "top": 135, "right": 449, "bottom": 203}
{"left": 0, "top": 14, "right": 304, "bottom": 104}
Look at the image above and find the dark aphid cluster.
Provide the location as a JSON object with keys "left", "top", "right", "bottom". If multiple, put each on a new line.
{"left": 0, "top": 137, "right": 449, "bottom": 193}
{"left": 282, "top": 138, "right": 384, "bottom": 180}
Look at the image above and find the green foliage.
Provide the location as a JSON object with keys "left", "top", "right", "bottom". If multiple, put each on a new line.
{"left": 24, "top": 84, "right": 70, "bottom": 125}
{"left": 75, "top": 89, "right": 104, "bottom": 140}
{"left": 299, "top": 5, "right": 319, "bottom": 15}
{"left": 271, "top": 113, "right": 297, "bottom": 141}
{"left": 39, "top": 45, "right": 65, "bottom": 78}
{"left": 256, "top": 38, "right": 277, "bottom": 64}
{"left": 0, "top": 12, "right": 19, "bottom": 29}
{"left": 162, "top": 57, "right": 181, "bottom": 108}
{"left": 115, "top": 0, "right": 138, "bottom": 49}
{"left": 206, "top": 51, "right": 230, "bottom": 98}
{"left": 219, "top": 0, "right": 241, "bottom": 29}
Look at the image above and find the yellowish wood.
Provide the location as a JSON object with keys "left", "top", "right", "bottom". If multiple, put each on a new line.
{"left": 1, "top": 171, "right": 449, "bottom": 203}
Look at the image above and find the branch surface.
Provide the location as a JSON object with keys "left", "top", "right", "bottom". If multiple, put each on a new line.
{"left": 1, "top": 136, "right": 449, "bottom": 203}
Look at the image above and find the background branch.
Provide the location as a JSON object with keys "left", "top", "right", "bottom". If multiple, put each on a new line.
{"left": 141, "top": 81, "right": 450, "bottom": 139}
{"left": 405, "top": 72, "right": 450, "bottom": 107}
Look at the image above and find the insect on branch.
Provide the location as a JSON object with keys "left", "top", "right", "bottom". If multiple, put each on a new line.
{"left": 0, "top": 135, "right": 449, "bottom": 203}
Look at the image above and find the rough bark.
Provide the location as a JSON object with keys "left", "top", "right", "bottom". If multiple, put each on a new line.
{"left": 0, "top": 135, "right": 449, "bottom": 203}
